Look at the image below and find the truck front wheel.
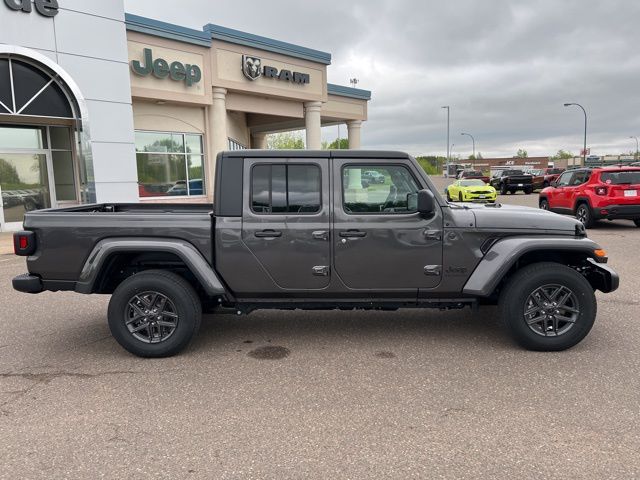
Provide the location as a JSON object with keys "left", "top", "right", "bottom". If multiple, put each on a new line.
{"left": 108, "top": 270, "right": 202, "bottom": 357}
{"left": 499, "top": 262, "right": 596, "bottom": 351}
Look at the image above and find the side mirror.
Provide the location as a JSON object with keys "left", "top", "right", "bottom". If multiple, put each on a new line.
{"left": 551, "top": 181, "right": 558, "bottom": 188}
{"left": 408, "top": 189, "right": 435, "bottom": 215}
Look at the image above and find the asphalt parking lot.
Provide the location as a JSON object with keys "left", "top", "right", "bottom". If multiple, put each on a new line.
{"left": 1, "top": 185, "right": 639, "bottom": 479}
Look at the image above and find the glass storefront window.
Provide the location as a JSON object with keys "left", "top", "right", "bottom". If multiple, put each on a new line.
{"left": 135, "top": 131, "right": 205, "bottom": 197}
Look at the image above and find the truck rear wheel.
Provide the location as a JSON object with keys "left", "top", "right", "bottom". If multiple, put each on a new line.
{"left": 108, "top": 270, "right": 202, "bottom": 358}
{"left": 499, "top": 262, "right": 596, "bottom": 351}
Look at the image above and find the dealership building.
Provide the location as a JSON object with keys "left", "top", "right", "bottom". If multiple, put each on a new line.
{"left": 0, "top": 0, "right": 371, "bottom": 231}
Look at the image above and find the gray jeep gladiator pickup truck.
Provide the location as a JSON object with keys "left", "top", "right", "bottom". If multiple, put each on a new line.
{"left": 12, "top": 150, "right": 619, "bottom": 357}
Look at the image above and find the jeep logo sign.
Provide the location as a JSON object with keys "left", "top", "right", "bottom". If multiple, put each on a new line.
{"left": 241, "top": 55, "right": 310, "bottom": 85}
{"left": 131, "top": 48, "right": 202, "bottom": 87}
{"left": 4, "top": 0, "right": 59, "bottom": 17}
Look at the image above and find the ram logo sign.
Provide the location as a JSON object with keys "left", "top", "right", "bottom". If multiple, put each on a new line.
{"left": 241, "top": 55, "right": 310, "bottom": 85}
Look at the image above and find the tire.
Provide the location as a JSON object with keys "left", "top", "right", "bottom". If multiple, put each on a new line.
{"left": 445, "top": 189, "right": 452, "bottom": 201}
{"left": 459, "top": 192, "right": 464, "bottom": 202}
{"left": 539, "top": 198, "right": 549, "bottom": 210}
{"left": 108, "top": 270, "right": 202, "bottom": 358}
{"left": 499, "top": 262, "right": 596, "bottom": 351}
{"left": 575, "top": 203, "right": 594, "bottom": 228}
{"left": 634, "top": 219, "right": 640, "bottom": 227}
{"left": 500, "top": 183, "right": 507, "bottom": 195}
{"left": 524, "top": 187, "right": 533, "bottom": 195}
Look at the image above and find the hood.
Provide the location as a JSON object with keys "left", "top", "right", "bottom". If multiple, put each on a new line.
{"left": 461, "top": 203, "right": 583, "bottom": 233}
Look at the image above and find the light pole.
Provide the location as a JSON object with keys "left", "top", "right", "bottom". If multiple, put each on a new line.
{"left": 564, "top": 103, "right": 587, "bottom": 165}
{"left": 461, "top": 132, "right": 475, "bottom": 166}
{"left": 442, "top": 106, "right": 450, "bottom": 176}
{"left": 630, "top": 136, "right": 639, "bottom": 161}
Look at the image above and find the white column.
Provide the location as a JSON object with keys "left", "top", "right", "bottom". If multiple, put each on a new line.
{"left": 208, "top": 87, "right": 228, "bottom": 159}
{"left": 252, "top": 132, "right": 267, "bottom": 149}
{"left": 347, "top": 120, "right": 362, "bottom": 149}
{"left": 304, "top": 101, "right": 322, "bottom": 150}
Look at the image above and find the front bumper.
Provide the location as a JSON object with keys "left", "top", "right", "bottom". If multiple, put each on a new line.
{"left": 462, "top": 193, "right": 497, "bottom": 202}
{"left": 592, "top": 204, "right": 640, "bottom": 220}
{"left": 585, "top": 258, "right": 619, "bottom": 293}
{"left": 12, "top": 274, "right": 44, "bottom": 294}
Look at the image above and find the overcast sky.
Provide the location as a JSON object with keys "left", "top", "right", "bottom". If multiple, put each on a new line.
{"left": 125, "top": 0, "right": 640, "bottom": 158}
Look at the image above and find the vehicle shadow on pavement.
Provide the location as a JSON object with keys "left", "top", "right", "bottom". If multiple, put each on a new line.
{"left": 189, "top": 306, "right": 513, "bottom": 355}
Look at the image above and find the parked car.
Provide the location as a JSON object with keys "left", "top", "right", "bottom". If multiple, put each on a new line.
{"left": 167, "top": 179, "right": 204, "bottom": 196}
{"left": 539, "top": 166, "right": 640, "bottom": 228}
{"left": 445, "top": 179, "right": 497, "bottom": 202}
{"left": 456, "top": 170, "right": 490, "bottom": 183}
{"left": 542, "top": 167, "right": 565, "bottom": 188}
{"left": 490, "top": 169, "right": 534, "bottom": 194}
{"left": 361, "top": 170, "right": 386, "bottom": 184}
{"left": 12, "top": 150, "right": 618, "bottom": 357}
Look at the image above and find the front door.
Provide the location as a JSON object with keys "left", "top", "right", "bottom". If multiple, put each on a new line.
{"left": 332, "top": 159, "right": 444, "bottom": 292}
{"left": 241, "top": 157, "right": 331, "bottom": 290}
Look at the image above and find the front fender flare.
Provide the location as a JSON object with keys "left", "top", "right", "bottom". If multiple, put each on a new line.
{"left": 462, "top": 236, "right": 602, "bottom": 297}
{"left": 75, "top": 237, "right": 226, "bottom": 296}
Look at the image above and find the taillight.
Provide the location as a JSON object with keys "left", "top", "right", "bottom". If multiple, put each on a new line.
{"left": 13, "top": 231, "right": 36, "bottom": 256}
{"left": 595, "top": 186, "right": 607, "bottom": 196}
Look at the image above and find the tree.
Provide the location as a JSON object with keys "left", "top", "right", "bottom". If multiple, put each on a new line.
{"left": 516, "top": 149, "right": 528, "bottom": 158}
{"left": 415, "top": 156, "right": 446, "bottom": 175}
{"left": 468, "top": 152, "right": 483, "bottom": 160}
{"left": 0, "top": 158, "right": 21, "bottom": 185}
{"left": 551, "top": 149, "right": 574, "bottom": 160}
{"left": 266, "top": 131, "right": 305, "bottom": 149}
{"left": 324, "top": 138, "right": 349, "bottom": 150}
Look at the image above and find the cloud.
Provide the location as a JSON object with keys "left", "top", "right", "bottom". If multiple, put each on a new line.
{"left": 124, "top": 0, "right": 640, "bottom": 157}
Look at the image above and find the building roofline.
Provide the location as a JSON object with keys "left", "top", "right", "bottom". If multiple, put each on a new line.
{"left": 327, "top": 83, "right": 372, "bottom": 100}
{"left": 125, "top": 13, "right": 212, "bottom": 47}
{"left": 203, "top": 24, "right": 332, "bottom": 65}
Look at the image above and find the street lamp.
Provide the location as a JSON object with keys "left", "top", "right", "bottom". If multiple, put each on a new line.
{"left": 564, "top": 103, "right": 587, "bottom": 165}
{"left": 442, "top": 106, "right": 450, "bottom": 176}
{"left": 630, "top": 136, "right": 639, "bottom": 161}
{"left": 461, "top": 132, "right": 475, "bottom": 165}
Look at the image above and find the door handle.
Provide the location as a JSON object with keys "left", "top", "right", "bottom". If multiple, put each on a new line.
{"left": 254, "top": 229, "right": 282, "bottom": 238}
{"left": 312, "top": 230, "right": 329, "bottom": 241}
{"left": 339, "top": 230, "right": 366, "bottom": 238}
{"left": 423, "top": 230, "right": 442, "bottom": 240}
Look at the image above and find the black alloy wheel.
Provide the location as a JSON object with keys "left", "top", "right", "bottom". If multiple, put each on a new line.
{"left": 108, "top": 270, "right": 202, "bottom": 357}
{"left": 499, "top": 262, "right": 596, "bottom": 351}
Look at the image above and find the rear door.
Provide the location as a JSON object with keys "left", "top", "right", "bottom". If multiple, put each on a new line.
{"left": 241, "top": 158, "right": 331, "bottom": 290}
{"left": 332, "top": 159, "right": 443, "bottom": 292}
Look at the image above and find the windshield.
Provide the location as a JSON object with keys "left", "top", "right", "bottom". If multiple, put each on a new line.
{"left": 504, "top": 170, "right": 524, "bottom": 175}
{"left": 463, "top": 171, "right": 483, "bottom": 176}
{"left": 600, "top": 170, "right": 640, "bottom": 185}
{"left": 460, "top": 179, "right": 486, "bottom": 187}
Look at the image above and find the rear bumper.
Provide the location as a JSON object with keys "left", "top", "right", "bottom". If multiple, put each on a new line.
{"left": 12, "top": 274, "right": 43, "bottom": 294}
{"left": 585, "top": 258, "right": 619, "bottom": 293}
{"left": 592, "top": 204, "right": 640, "bottom": 220}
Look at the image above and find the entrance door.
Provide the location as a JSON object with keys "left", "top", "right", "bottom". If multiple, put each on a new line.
{"left": 332, "top": 159, "right": 444, "bottom": 292}
{"left": 241, "top": 157, "right": 331, "bottom": 291}
{"left": 0, "top": 125, "right": 77, "bottom": 231}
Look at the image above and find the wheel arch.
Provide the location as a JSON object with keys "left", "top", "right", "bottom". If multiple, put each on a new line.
{"left": 463, "top": 237, "right": 605, "bottom": 298}
{"left": 75, "top": 238, "right": 226, "bottom": 297}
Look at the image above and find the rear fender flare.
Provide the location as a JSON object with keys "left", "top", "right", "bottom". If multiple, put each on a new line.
{"left": 75, "top": 237, "right": 226, "bottom": 296}
{"left": 462, "top": 236, "right": 602, "bottom": 297}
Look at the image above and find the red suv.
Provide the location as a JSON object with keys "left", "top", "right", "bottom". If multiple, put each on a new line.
{"left": 539, "top": 166, "right": 640, "bottom": 228}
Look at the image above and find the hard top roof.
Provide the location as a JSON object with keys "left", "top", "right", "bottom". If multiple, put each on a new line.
{"left": 222, "top": 150, "right": 412, "bottom": 159}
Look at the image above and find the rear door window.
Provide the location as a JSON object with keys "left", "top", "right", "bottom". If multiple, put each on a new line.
{"left": 251, "top": 164, "right": 321, "bottom": 214}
